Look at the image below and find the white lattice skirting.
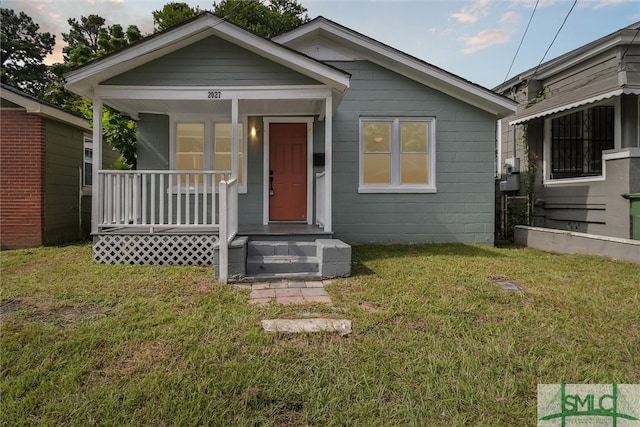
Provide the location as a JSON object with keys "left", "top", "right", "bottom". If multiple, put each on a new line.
{"left": 94, "top": 234, "right": 218, "bottom": 265}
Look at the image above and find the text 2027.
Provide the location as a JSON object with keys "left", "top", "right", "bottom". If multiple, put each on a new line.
{"left": 208, "top": 91, "right": 221, "bottom": 99}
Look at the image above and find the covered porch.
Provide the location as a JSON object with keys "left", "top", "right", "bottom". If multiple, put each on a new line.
{"left": 89, "top": 87, "right": 341, "bottom": 281}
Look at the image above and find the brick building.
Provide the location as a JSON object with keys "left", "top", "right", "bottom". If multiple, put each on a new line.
{"left": 0, "top": 84, "right": 117, "bottom": 249}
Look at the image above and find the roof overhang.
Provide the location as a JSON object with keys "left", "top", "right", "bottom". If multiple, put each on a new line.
{"left": 1, "top": 85, "right": 90, "bottom": 130}
{"left": 509, "top": 87, "right": 640, "bottom": 125}
{"left": 274, "top": 18, "right": 517, "bottom": 118}
{"left": 65, "top": 13, "right": 350, "bottom": 109}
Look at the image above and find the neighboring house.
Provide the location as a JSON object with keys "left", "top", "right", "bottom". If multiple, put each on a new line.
{"left": 63, "top": 14, "right": 516, "bottom": 279}
{"left": 0, "top": 84, "right": 118, "bottom": 249}
{"left": 494, "top": 22, "right": 640, "bottom": 240}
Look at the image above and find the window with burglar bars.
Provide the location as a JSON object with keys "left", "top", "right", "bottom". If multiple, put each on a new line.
{"left": 550, "top": 105, "right": 614, "bottom": 179}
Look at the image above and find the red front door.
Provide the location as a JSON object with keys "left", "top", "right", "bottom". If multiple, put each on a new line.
{"left": 269, "top": 123, "right": 307, "bottom": 221}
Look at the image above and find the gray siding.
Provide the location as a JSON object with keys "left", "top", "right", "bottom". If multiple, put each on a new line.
{"left": 44, "top": 120, "right": 84, "bottom": 244}
{"left": 137, "top": 113, "right": 169, "bottom": 170}
{"left": 623, "top": 45, "right": 640, "bottom": 86}
{"left": 328, "top": 61, "right": 497, "bottom": 244}
{"left": 104, "top": 36, "right": 320, "bottom": 87}
{"left": 239, "top": 117, "right": 265, "bottom": 225}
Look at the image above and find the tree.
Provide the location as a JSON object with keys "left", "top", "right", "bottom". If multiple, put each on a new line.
{"left": 0, "top": 8, "right": 55, "bottom": 96}
{"left": 212, "top": 0, "right": 309, "bottom": 38}
{"left": 45, "top": 15, "right": 143, "bottom": 168}
{"left": 62, "top": 15, "right": 142, "bottom": 67}
{"left": 153, "top": 2, "right": 200, "bottom": 33}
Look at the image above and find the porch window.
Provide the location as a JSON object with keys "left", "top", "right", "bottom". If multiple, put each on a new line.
{"left": 359, "top": 117, "right": 436, "bottom": 193}
{"left": 176, "top": 123, "right": 205, "bottom": 171}
{"left": 83, "top": 136, "right": 93, "bottom": 186}
{"left": 549, "top": 105, "right": 614, "bottom": 180}
{"left": 172, "top": 120, "right": 245, "bottom": 189}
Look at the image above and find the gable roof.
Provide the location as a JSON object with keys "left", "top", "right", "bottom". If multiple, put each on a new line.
{"left": 495, "top": 21, "right": 640, "bottom": 94}
{"left": 65, "top": 12, "right": 350, "bottom": 99}
{"left": 274, "top": 17, "right": 517, "bottom": 117}
{"left": 1, "top": 83, "right": 90, "bottom": 130}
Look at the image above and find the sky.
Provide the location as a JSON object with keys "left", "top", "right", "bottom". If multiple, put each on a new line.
{"left": 4, "top": 0, "right": 640, "bottom": 89}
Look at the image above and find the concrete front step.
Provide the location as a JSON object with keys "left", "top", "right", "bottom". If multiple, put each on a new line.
{"left": 247, "top": 254, "right": 319, "bottom": 275}
{"left": 214, "top": 237, "right": 351, "bottom": 281}
{"left": 248, "top": 240, "right": 317, "bottom": 257}
{"left": 242, "top": 272, "right": 323, "bottom": 281}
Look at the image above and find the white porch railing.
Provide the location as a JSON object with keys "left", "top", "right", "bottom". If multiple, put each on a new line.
{"left": 218, "top": 178, "right": 238, "bottom": 284}
{"left": 97, "top": 170, "right": 231, "bottom": 231}
{"left": 315, "top": 171, "right": 326, "bottom": 227}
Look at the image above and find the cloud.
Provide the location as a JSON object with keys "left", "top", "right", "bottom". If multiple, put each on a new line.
{"left": 514, "top": 0, "right": 560, "bottom": 8}
{"left": 593, "top": 0, "right": 635, "bottom": 9}
{"left": 450, "top": 0, "right": 491, "bottom": 24}
{"left": 500, "top": 11, "right": 519, "bottom": 25}
{"left": 457, "top": 9, "right": 519, "bottom": 55}
{"left": 461, "top": 29, "right": 510, "bottom": 54}
{"left": 451, "top": 11, "right": 478, "bottom": 23}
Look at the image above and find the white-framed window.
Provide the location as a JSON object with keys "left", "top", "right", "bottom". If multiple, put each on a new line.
{"left": 545, "top": 104, "right": 615, "bottom": 182}
{"left": 83, "top": 136, "right": 93, "bottom": 187}
{"left": 170, "top": 116, "right": 245, "bottom": 192}
{"left": 359, "top": 117, "right": 436, "bottom": 193}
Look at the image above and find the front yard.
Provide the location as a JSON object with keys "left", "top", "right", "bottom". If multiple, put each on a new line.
{"left": 1, "top": 243, "right": 638, "bottom": 426}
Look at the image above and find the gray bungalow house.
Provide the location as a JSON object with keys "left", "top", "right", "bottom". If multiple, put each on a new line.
{"left": 64, "top": 14, "right": 516, "bottom": 281}
{"left": 494, "top": 22, "right": 640, "bottom": 243}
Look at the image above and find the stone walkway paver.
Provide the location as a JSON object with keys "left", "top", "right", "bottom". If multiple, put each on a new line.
{"left": 234, "top": 280, "right": 333, "bottom": 306}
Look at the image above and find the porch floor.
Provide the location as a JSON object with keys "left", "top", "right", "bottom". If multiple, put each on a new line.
{"left": 238, "top": 224, "right": 330, "bottom": 237}
{"left": 96, "top": 223, "right": 330, "bottom": 237}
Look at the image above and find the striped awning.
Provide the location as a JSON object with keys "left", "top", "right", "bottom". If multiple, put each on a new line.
{"left": 509, "top": 87, "right": 640, "bottom": 125}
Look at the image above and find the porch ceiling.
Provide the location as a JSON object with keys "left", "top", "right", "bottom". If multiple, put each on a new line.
{"left": 105, "top": 98, "right": 328, "bottom": 119}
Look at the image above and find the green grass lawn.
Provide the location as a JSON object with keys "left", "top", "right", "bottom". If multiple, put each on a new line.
{"left": 1, "top": 243, "right": 639, "bottom": 426}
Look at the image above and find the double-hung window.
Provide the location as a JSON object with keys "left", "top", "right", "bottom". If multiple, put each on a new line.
{"left": 359, "top": 117, "right": 436, "bottom": 193}
{"left": 172, "top": 119, "right": 245, "bottom": 191}
{"left": 83, "top": 136, "right": 93, "bottom": 187}
{"left": 548, "top": 105, "right": 614, "bottom": 180}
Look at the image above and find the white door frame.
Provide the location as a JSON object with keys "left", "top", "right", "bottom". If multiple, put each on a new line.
{"left": 263, "top": 117, "right": 314, "bottom": 225}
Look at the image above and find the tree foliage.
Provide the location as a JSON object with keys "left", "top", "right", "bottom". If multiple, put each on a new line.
{"left": 44, "top": 15, "right": 143, "bottom": 168}
{"left": 153, "top": 2, "right": 200, "bottom": 33}
{"left": 62, "top": 15, "right": 143, "bottom": 67}
{"left": 212, "top": 0, "right": 309, "bottom": 38}
{"left": 0, "top": 8, "right": 55, "bottom": 96}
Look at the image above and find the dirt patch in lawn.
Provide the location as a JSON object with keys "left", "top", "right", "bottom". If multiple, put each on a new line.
{"left": 84, "top": 340, "right": 176, "bottom": 388}
{"left": 0, "top": 297, "right": 104, "bottom": 328}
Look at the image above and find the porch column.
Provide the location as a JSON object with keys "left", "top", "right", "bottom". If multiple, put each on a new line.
{"left": 91, "top": 99, "right": 103, "bottom": 235}
{"left": 324, "top": 95, "right": 332, "bottom": 233}
{"left": 231, "top": 98, "right": 238, "bottom": 180}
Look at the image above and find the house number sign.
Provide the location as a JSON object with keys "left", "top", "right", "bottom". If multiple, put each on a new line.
{"left": 208, "top": 90, "right": 222, "bottom": 99}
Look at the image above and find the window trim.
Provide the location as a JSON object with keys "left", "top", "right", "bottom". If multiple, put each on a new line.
{"left": 358, "top": 117, "right": 436, "bottom": 194}
{"left": 543, "top": 99, "right": 619, "bottom": 186}
{"left": 169, "top": 114, "right": 247, "bottom": 194}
